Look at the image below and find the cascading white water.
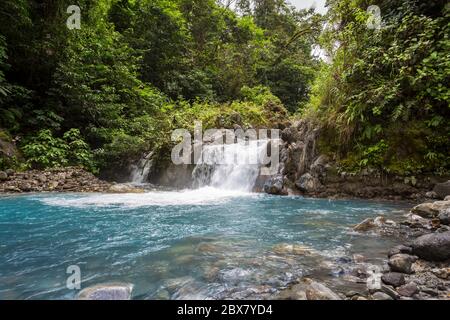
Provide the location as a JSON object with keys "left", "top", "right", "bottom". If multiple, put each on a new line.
{"left": 193, "top": 140, "right": 270, "bottom": 192}
{"left": 130, "top": 152, "right": 153, "bottom": 184}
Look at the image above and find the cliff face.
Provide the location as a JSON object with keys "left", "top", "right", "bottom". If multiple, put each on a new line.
{"left": 264, "top": 121, "right": 450, "bottom": 201}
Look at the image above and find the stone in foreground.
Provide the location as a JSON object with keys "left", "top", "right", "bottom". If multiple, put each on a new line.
{"left": 78, "top": 283, "right": 133, "bottom": 300}
{"left": 381, "top": 272, "right": 406, "bottom": 287}
{"left": 411, "top": 231, "right": 450, "bottom": 261}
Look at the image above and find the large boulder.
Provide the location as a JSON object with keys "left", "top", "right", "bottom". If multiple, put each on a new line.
{"left": 78, "top": 283, "right": 133, "bottom": 300}
{"left": 295, "top": 173, "right": 321, "bottom": 193}
{"left": 396, "top": 283, "right": 418, "bottom": 297}
{"left": 303, "top": 279, "right": 342, "bottom": 300}
{"left": 388, "top": 254, "right": 416, "bottom": 274}
{"left": 412, "top": 231, "right": 450, "bottom": 261}
{"left": 381, "top": 273, "right": 406, "bottom": 287}
{"left": 411, "top": 201, "right": 450, "bottom": 219}
{"left": 264, "top": 175, "right": 287, "bottom": 195}
{"left": 433, "top": 181, "right": 450, "bottom": 199}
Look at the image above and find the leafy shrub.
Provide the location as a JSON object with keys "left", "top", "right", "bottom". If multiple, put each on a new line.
{"left": 21, "top": 129, "right": 97, "bottom": 172}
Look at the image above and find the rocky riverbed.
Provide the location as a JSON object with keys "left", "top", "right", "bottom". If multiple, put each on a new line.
{"left": 0, "top": 167, "right": 145, "bottom": 194}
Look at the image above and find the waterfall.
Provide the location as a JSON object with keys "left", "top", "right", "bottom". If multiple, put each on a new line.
{"left": 193, "top": 140, "right": 270, "bottom": 192}
{"left": 130, "top": 152, "right": 153, "bottom": 184}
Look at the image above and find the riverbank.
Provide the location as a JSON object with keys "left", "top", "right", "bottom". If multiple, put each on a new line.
{"left": 0, "top": 167, "right": 145, "bottom": 194}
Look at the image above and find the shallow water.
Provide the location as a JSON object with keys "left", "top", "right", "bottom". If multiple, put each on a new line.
{"left": 0, "top": 189, "right": 410, "bottom": 300}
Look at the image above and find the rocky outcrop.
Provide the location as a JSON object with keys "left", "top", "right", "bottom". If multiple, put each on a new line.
{"left": 0, "top": 167, "right": 143, "bottom": 194}
{"left": 266, "top": 120, "right": 449, "bottom": 200}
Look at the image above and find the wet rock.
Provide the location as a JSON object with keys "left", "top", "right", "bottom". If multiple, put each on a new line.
{"left": 431, "top": 268, "right": 449, "bottom": 280}
{"left": 412, "top": 231, "right": 450, "bottom": 261}
{"left": 438, "top": 210, "right": 450, "bottom": 225}
{"left": 379, "top": 285, "right": 400, "bottom": 299}
{"left": 295, "top": 173, "right": 322, "bottom": 193}
{"left": 425, "top": 191, "right": 439, "bottom": 199}
{"left": 264, "top": 175, "right": 287, "bottom": 195}
{"left": 108, "top": 184, "right": 145, "bottom": 194}
{"left": 411, "top": 202, "right": 440, "bottom": 218}
{"left": 276, "top": 284, "right": 307, "bottom": 300}
{"left": 302, "top": 279, "right": 342, "bottom": 300}
{"left": 0, "top": 171, "right": 7, "bottom": 181}
{"left": 433, "top": 181, "right": 450, "bottom": 199}
{"left": 281, "top": 127, "right": 299, "bottom": 144}
{"left": 396, "top": 283, "right": 418, "bottom": 297}
{"left": 353, "top": 218, "right": 376, "bottom": 232}
{"left": 382, "top": 273, "right": 406, "bottom": 287}
{"left": 388, "top": 254, "right": 416, "bottom": 274}
{"left": 77, "top": 283, "right": 133, "bottom": 300}
{"left": 372, "top": 292, "right": 393, "bottom": 300}
{"left": 388, "top": 245, "right": 413, "bottom": 258}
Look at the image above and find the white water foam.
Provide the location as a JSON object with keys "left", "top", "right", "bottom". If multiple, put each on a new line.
{"left": 40, "top": 187, "right": 255, "bottom": 208}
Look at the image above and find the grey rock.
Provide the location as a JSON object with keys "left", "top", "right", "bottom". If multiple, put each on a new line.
{"left": 388, "top": 245, "right": 413, "bottom": 257}
{"left": 303, "top": 279, "right": 342, "bottom": 300}
{"left": 388, "top": 254, "right": 415, "bottom": 274}
{"left": 295, "top": 173, "right": 321, "bottom": 193}
{"left": 396, "top": 282, "right": 418, "bottom": 297}
{"left": 412, "top": 231, "right": 450, "bottom": 261}
{"left": 264, "top": 175, "right": 287, "bottom": 195}
{"left": 0, "top": 171, "right": 7, "bottom": 181}
{"left": 381, "top": 273, "right": 406, "bottom": 287}
{"left": 438, "top": 209, "right": 450, "bottom": 225}
{"left": 411, "top": 202, "right": 440, "bottom": 218}
{"left": 372, "top": 292, "right": 393, "bottom": 300}
{"left": 433, "top": 181, "right": 450, "bottom": 199}
{"left": 425, "top": 191, "right": 439, "bottom": 199}
{"left": 78, "top": 283, "right": 133, "bottom": 300}
{"left": 5, "top": 169, "right": 14, "bottom": 176}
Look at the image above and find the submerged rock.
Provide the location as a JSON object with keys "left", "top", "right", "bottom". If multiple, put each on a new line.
{"left": 77, "top": 283, "right": 133, "bottom": 300}
{"left": 272, "top": 243, "right": 316, "bottom": 256}
{"left": 412, "top": 231, "right": 450, "bottom": 261}
{"left": 353, "top": 218, "right": 376, "bottom": 232}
